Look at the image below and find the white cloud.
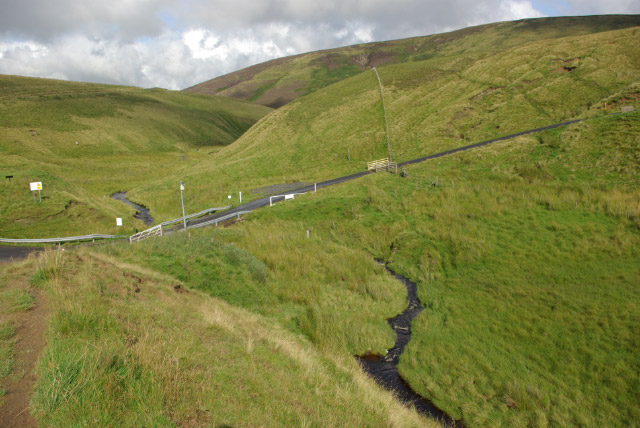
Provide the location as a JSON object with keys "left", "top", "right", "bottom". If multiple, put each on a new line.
{"left": 0, "top": 0, "right": 637, "bottom": 89}
{"left": 564, "top": 0, "right": 640, "bottom": 15}
{"left": 500, "top": 1, "right": 546, "bottom": 19}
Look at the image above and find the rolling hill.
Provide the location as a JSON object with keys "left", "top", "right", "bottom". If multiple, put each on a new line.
{"left": 1, "top": 15, "right": 639, "bottom": 428}
{"left": 124, "top": 20, "right": 639, "bottom": 427}
{"left": 0, "top": 75, "right": 271, "bottom": 238}
{"left": 184, "top": 15, "right": 640, "bottom": 108}
{"left": 140, "top": 24, "right": 640, "bottom": 220}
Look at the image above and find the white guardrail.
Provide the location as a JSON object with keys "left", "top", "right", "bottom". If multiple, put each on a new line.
{"left": 129, "top": 206, "right": 240, "bottom": 243}
{"left": 188, "top": 211, "right": 251, "bottom": 230}
{"left": 158, "top": 206, "right": 230, "bottom": 227}
{"left": 1, "top": 206, "right": 232, "bottom": 245}
{"left": 0, "top": 234, "right": 127, "bottom": 244}
{"left": 269, "top": 193, "right": 303, "bottom": 207}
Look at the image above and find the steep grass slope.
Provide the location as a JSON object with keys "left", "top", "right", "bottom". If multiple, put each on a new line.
{"left": 138, "top": 25, "right": 639, "bottom": 219}
{"left": 185, "top": 15, "right": 640, "bottom": 107}
{"left": 9, "top": 247, "right": 437, "bottom": 427}
{"left": 0, "top": 75, "right": 271, "bottom": 238}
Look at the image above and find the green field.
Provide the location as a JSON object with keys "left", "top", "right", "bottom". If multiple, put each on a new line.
{"left": 131, "top": 25, "right": 640, "bottom": 225}
{"left": 1, "top": 15, "right": 639, "bottom": 428}
{"left": 15, "top": 244, "right": 435, "bottom": 428}
{"left": 80, "top": 110, "right": 639, "bottom": 427}
{"left": 0, "top": 75, "right": 271, "bottom": 238}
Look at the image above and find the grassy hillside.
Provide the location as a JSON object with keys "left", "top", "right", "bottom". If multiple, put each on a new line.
{"left": 4, "top": 246, "right": 437, "bottom": 427}
{"left": 0, "top": 75, "right": 271, "bottom": 238}
{"left": 125, "top": 23, "right": 639, "bottom": 427}
{"left": 184, "top": 15, "right": 640, "bottom": 107}
{"left": 1, "top": 16, "right": 639, "bottom": 428}
{"left": 137, "top": 25, "right": 639, "bottom": 221}
{"left": 118, "top": 111, "right": 638, "bottom": 427}
{"left": 8, "top": 111, "right": 637, "bottom": 427}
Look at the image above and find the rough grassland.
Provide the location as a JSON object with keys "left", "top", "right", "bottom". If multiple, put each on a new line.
{"left": 136, "top": 26, "right": 639, "bottom": 221}
{"left": 185, "top": 15, "right": 640, "bottom": 107}
{"left": 155, "top": 111, "right": 637, "bottom": 427}
{"left": 26, "top": 248, "right": 438, "bottom": 428}
{"left": 87, "top": 111, "right": 639, "bottom": 427}
{"left": 0, "top": 75, "right": 271, "bottom": 238}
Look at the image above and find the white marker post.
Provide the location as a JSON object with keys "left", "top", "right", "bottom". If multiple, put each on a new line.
{"left": 180, "top": 181, "right": 187, "bottom": 231}
{"left": 239, "top": 191, "right": 242, "bottom": 203}
{"left": 116, "top": 218, "right": 123, "bottom": 227}
{"left": 29, "top": 182, "right": 42, "bottom": 203}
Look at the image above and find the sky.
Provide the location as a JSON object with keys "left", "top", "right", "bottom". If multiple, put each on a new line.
{"left": 0, "top": 0, "right": 638, "bottom": 90}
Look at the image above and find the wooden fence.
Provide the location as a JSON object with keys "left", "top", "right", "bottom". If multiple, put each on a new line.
{"left": 367, "top": 157, "right": 398, "bottom": 173}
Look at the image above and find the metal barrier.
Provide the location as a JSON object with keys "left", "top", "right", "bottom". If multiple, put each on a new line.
{"left": 158, "top": 206, "right": 230, "bottom": 227}
{"left": 188, "top": 211, "right": 251, "bottom": 229}
{"left": 2, "top": 206, "right": 231, "bottom": 245}
{"left": 269, "top": 193, "right": 303, "bottom": 207}
{"left": 0, "top": 234, "right": 126, "bottom": 244}
{"left": 129, "top": 206, "right": 232, "bottom": 242}
{"left": 129, "top": 225, "right": 163, "bottom": 243}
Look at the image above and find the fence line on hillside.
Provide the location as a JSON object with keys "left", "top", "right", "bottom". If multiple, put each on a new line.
{"left": 372, "top": 67, "right": 391, "bottom": 160}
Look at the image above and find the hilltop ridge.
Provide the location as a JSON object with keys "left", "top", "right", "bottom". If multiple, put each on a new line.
{"left": 184, "top": 15, "right": 640, "bottom": 107}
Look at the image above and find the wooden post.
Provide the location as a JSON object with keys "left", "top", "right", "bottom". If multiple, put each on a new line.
{"left": 348, "top": 148, "right": 351, "bottom": 161}
{"left": 306, "top": 230, "right": 310, "bottom": 239}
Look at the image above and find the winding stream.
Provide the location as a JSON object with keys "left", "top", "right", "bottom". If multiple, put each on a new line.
{"left": 111, "top": 191, "right": 154, "bottom": 225}
{"left": 357, "top": 261, "right": 464, "bottom": 427}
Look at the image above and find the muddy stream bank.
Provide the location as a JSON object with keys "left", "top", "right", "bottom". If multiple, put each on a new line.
{"left": 111, "top": 191, "right": 154, "bottom": 225}
{"left": 357, "top": 261, "right": 464, "bottom": 427}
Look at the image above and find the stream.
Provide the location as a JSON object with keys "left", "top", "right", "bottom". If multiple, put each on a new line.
{"left": 111, "top": 191, "right": 154, "bottom": 225}
{"left": 357, "top": 261, "right": 464, "bottom": 427}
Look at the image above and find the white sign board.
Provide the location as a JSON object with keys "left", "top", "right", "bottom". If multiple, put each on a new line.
{"left": 30, "top": 182, "right": 42, "bottom": 191}
{"left": 116, "top": 218, "right": 123, "bottom": 226}
{"left": 285, "top": 194, "right": 295, "bottom": 200}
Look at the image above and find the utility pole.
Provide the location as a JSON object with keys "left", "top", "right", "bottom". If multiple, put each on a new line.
{"left": 180, "top": 181, "right": 187, "bottom": 231}
{"left": 373, "top": 67, "right": 391, "bottom": 161}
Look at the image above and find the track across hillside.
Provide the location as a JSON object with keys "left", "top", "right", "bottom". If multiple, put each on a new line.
{"left": 183, "top": 118, "right": 585, "bottom": 229}
{"left": 0, "top": 116, "right": 592, "bottom": 258}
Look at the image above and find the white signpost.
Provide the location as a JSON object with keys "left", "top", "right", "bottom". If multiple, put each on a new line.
{"left": 116, "top": 218, "right": 123, "bottom": 227}
{"left": 29, "top": 182, "right": 42, "bottom": 203}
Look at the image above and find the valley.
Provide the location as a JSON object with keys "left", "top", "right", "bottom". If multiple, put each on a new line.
{"left": 1, "top": 15, "right": 639, "bottom": 428}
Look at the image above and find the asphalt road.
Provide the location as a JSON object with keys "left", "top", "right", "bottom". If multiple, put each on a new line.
{"left": 1, "top": 117, "right": 586, "bottom": 259}
{"left": 182, "top": 118, "right": 585, "bottom": 229}
{"left": 0, "top": 245, "right": 42, "bottom": 263}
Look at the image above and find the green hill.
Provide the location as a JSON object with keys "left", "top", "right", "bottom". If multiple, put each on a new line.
{"left": 1, "top": 16, "right": 639, "bottom": 428}
{"left": 139, "top": 24, "right": 639, "bottom": 220}
{"left": 121, "top": 22, "right": 639, "bottom": 427}
{"left": 184, "top": 15, "right": 640, "bottom": 108}
{"left": 0, "top": 75, "right": 271, "bottom": 238}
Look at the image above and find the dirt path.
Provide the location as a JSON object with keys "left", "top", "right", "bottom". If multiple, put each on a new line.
{"left": 0, "top": 272, "right": 49, "bottom": 428}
